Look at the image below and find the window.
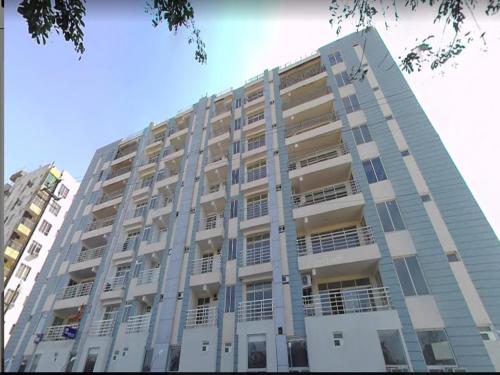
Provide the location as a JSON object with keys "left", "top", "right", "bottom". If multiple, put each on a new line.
{"left": 247, "top": 160, "right": 266, "bottom": 182}
{"left": 235, "top": 98, "right": 242, "bottom": 108}
{"left": 232, "top": 169, "right": 240, "bottom": 185}
{"left": 202, "top": 341, "right": 210, "bottom": 352}
{"left": 39, "top": 220, "right": 52, "bottom": 235}
{"left": 246, "top": 234, "right": 271, "bottom": 266}
{"left": 149, "top": 195, "right": 158, "bottom": 209}
{"left": 377, "top": 330, "right": 408, "bottom": 366}
{"left": 342, "top": 94, "right": 361, "bottom": 114}
{"left": 394, "top": 256, "right": 429, "bottom": 296}
{"left": 48, "top": 200, "right": 61, "bottom": 216}
{"left": 328, "top": 51, "right": 343, "bottom": 65}
{"left": 134, "top": 202, "right": 148, "bottom": 217}
{"left": 59, "top": 184, "right": 70, "bottom": 198}
{"left": 246, "top": 193, "right": 268, "bottom": 220}
{"left": 27, "top": 241, "right": 42, "bottom": 256}
{"left": 362, "top": 157, "right": 387, "bottom": 183}
{"left": 376, "top": 200, "right": 406, "bottom": 232}
{"left": 83, "top": 348, "right": 99, "bottom": 372}
{"left": 228, "top": 239, "right": 237, "bottom": 260}
{"left": 335, "top": 71, "right": 351, "bottom": 87}
{"left": 123, "top": 231, "right": 140, "bottom": 251}
{"left": 247, "top": 134, "right": 266, "bottom": 151}
{"left": 234, "top": 118, "right": 241, "bottom": 130}
{"left": 167, "top": 345, "right": 181, "bottom": 372}
{"left": 287, "top": 338, "right": 309, "bottom": 369}
{"left": 233, "top": 141, "right": 240, "bottom": 154}
{"left": 401, "top": 150, "right": 410, "bottom": 157}
{"left": 352, "top": 124, "right": 372, "bottom": 145}
{"left": 142, "top": 226, "right": 152, "bottom": 242}
{"left": 4, "top": 288, "right": 20, "bottom": 307}
{"left": 225, "top": 285, "right": 235, "bottom": 313}
{"left": 479, "top": 326, "right": 495, "bottom": 341}
{"left": 333, "top": 332, "right": 344, "bottom": 347}
{"left": 421, "top": 194, "right": 431, "bottom": 202}
{"left": 446, "top": 252, "right": 460, "bottom": 262}
{"left": 248, "top": 334, "right": 267, "bottom": 370}
{"left": 224, "top": 343, "right": 232, "bottom": 353}
{"left": 122, "top": 303, "right": 134, "bottom": 322}
{"left": 16, "top": 264, "right": 31, "bottom": 281}
{"left": 417, "top": 330, "right": 456, "bottom": 366}
{"left": 230, "top": 200, "right": 238, "bottom": 219}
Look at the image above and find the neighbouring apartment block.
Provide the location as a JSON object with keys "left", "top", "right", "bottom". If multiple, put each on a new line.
{"left": 4, "top": 28, "right": 500, "bottom": 372}
{"left": 3, "top": 164, "right": 78, "bottom": 346}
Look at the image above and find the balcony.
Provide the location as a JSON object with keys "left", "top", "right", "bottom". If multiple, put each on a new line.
{"left": 200, "top": 184, "right": 226, "bottom": 211}
{"left": 82, "top": 216, "right": 115, "bottom": 247}
{"left": 280, "top": 63, "right": 326, "bottom": 91}
{"left": 185, "top": 306, "right": 217, "bottom": 328}
{"left": 297, "top": 226, "right": 381, "bottom": 276}
{"left": 114, "top": 144, "right": 137, "bottom": 161}
{"left": 28, "top": 195, "right": 46, "bottom": 216}
{"left": 196, "top": 214, "right": 224, "bottom": 248}
{"left": 89, "top": 319, "right": 115, "bottom": 337}
{"left": 237, "top": 299, "right": 274, "bottom": 322}
{"left": 103, "top": 166, "right": 132, "bottom": 189}
{"left": 16, "top": 217, "right": 36, "bottom": 237}
{"left": 190, "top": 255, "right": 222, "bottom": 293}
{"left": 155, "top": 169, "right": 179, "bottom": 195}
{"left": 282, "top": 85, "right": 332, "bottom": 113}
{"left": 238, "top": 243, "right": 272, "bottom": 279}
{"left": 102, "top": 275, "right": 128, "bottom": 303}
{"left": 162, "top": 149, "right": 184, "bottom": 171}
{"left": 125, "top": 314, "right": 151, "bottom": 334}
{"left": 212, "top": 102, "right": 232, "bottom": 122}
{"left": 128, "top": 268, "right": 160, "bottom": 300}
{"left": 42, "top": 324, "right": 80, "bottom": 341}
{"left": 93, "top": 190, "right": 123, "bottom": 217}
{"left": 205, "top": 155, "right": 229, "bottom": 184}
{"left": 150, "top": 197, "right": 173, "bottom": 227}
{"left": 54, "top": 281, "right": 93, "bottom": 310}
{"left": 137, "top": 268, "right": 161, "bottom": 285}
{"left": 245, "top": 90, "right": 264, "bottom": 105}
{"left": 4, "top": 240, "right": 23, "bottom": 261}
{"left": 75, "top": 246, "right": 106, "bottom": 262}
{"left": 106, "top": 165, "right": 132, "bottom": 180}
{"left": 68, "top": 245, "right": 106, "bottom": 277}
{"left": 303, "top": 286, "right": 392, "bottom": 317}
{"left": 285, "top": 111, "right": 338, "bottom": 139}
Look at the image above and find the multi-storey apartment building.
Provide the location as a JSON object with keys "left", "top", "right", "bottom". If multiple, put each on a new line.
{"left": 3, "top": 164, "right": 78, "bottom": 345}
{"left": 4, "top": 28, "right": 500, "bottom": 372}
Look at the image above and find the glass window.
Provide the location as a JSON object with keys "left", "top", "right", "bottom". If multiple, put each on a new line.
{"left": 248, "top": 334, "right": 267, "bottom": 369}
{"left": 417, "top": 330, "right": 456, "bottom": 366}
{"left": 394, "top": 256, "right": 429, "bottom": 296}
{"left": 230, "top": 200, "right": 238, "bottom": 219}
{"left": 288, "top": 338, "right": 309, "bottom": 368}
{"left": 59, "top": 184, "right": 70, "bottom": 198}
{"left": 333, "top": 332, "right": 344, "bottom": 347}
{"left": 247, "top": 134, "right": 266, "bottom": 151}
{"left": 83, "top": 348, "right": 99, "bottom": 372}
{"left": 228, "top": 239, "right": 237, "bottom": 260}
{"left": 446, "top": 253, "right": 460, "bottom": 262}
{"left": 235, "top": 98, "right": 242, "bottom": 108}
{"left": 328, "top": 51, "right": 343, "bottom": 65}
{"left": 39, "top": 219, "right": 52, "bottom": 235}
{"left": 246, "top": 280, "right": 272, "bottom": 301}
{"left": 27, "top": 241, "right": 42, "bottom": 256}
{"left": 232, "top": 169, "right": 239, "bottom": 185}
{"left": 225, "top": 285, "right": 235, "bottom": 313}
{"left": 233, "top": 141, "right": 240, "bottom": 154}
{"left": 401, "top": 150, "right": 410, "bottom": 157}
{"left": 377, "top": 330, "right": 408, "bottom": 366}
{"left": 246, "top": 233, "right": 271, "bottom": 266}
{"left": 421, "top": 194, "right": 431, "bottom": 202}
{"left": 335, "top": 71, "right": 351, "bottom": 87}
{"left": 48, "top": 200, "right": 61, "bottom": 216}
{"left": 247, "top": 160, "right": 266, "bottom": 182}
{"left": 352, "top": 124, "right": 372, "bottom": 145}
{"left": 376, "top": 200, "right": 405, "bottom": 232}
{"left": 234, "top": 118, "right": 241, "bottom": 130}
{"left": 142, "top": 226, "right": 152, "bottom": 242}
{"left": 342, "top": 94, "right": 361, "bottom": 114}
{"left": 16, "top": 264, "right": 31, "bottom": 281}
{"left": 167, "top": 345, "right": 181, "bottom": 372}
{"left": 149, "top": 195, "right": 158, "bottom": 209}
{"left": 362, "top": 157, "right": 387, "bottom": 184}
{"left": 246, "top": 193, "right": 268, "bottom": 220}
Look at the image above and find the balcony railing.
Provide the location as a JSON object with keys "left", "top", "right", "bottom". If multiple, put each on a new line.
{"left": 87, "top": 216, "right": 116, "bottom": 231}
{"left": 214, "top": 103, "right": 232, "bottom": 116}
{"left": 104, "top": 275, "right": 128, "bottom": 292}
{"left": 280, "top": 63, "right": 326, "bottom": 90}
{"left": 285, "top": 112, "right": 338, "bottom": 138}
{"left": 292, "top": 180, "right": 360, "bottom": 209}
{"left": 76, "top": 246, "right": 106, "bottom": 263}
{"left": 106, "top": 165, "right": 132, "bottom": 180}
{"left": 192, "top": 254, "right": 222, "bottom": 275}
{"left": 58, "top": 281, "right": 94, "bottom": 300}
{"left": 43, "top": 324, "right": 80, "bottom": 341}
{"left": 122, "top": 236, "right": 140, "bottom": 252}
{"left": 282, "top": 85, "right": 332, "bottom": 111}
{"left": 303, "top": 286, "right": 392, "bottom": 316}
{"left": 211, "top": 125, "right": 229, "bottom": 138}
{"left": 185, "top": 306, "right": 217, "bottom": 328}
{"left": 199, "top": 214, "right": 224, "bottom": 231}
{"left": 136, "top": 268, "right": 160, "bottom": 285}
{"left": 6, "top": 240, "right": 23, "bottom": 252}
{"left": 247, "top": 111, "right": 265, "bottom": 125}
{"left": 125, "top": 314, "right": 151, "bottom": 334}
{"left": 246, "top": 90, "right": 264, "bottom": 103}
{"left": 288, "top": 143, "right": 348, "bottom": 172}
{"left": 208, "top": 154, "right": 228, "bottom": 164}
{"left": 238, "top": 299, "right": 274, "bottom": 322}
{"left": 239, "top": 244, "right": 271, "bottom": 267}
{"left": 20, "top": 217, "right": 36, "bottom": 230}
{"left": 98, "top": 190, "right": 123, "bottom": 204}
{"left": 89, "top": 319, "right": 114, "bottom": 336}
{"left": 114, "top": 145, "right": 137, "bottom": 160}
{"left": 156, "top": 168, "right": 179, "bottom": 182}
{"left": 297, "top": 226, "right": 375, "bottom": 256}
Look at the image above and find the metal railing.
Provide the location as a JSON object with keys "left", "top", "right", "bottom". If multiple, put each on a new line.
{"left": 246, "top": 90, "right": 264, "bottom": 103}
{"left": 214, "top": 103, "right": 232, "bottom": 116}
{"left": 245, "top": 72, "right": 264, "bottom": 85}
{"left": 247, "top": 111, "right": 265, "bottom": 125}
{"left": 238, "top": 299, "right": 274, "bottom": 322}
{"left": 303, "top": 286, "right": 392, "bottom": 316}
{"left": 156, "top": 168, "right": 179, "bottom": 181}
{"left": 246, "top": 200, "right": 269, "bottom": 220}
{"left": 280, "top": 63, "right": 326, "bottom": 90}
{"left": 208, "top": 154, "right": 228, "bottom": 164}
{"left": 247, "top": 165, "right": 267, "bottom": 182}
{"left": 199, "top": 214, "right": 224, "bottom": 231}
{"left": 122, "top": 236, "right": 140, "bottom": 252}
{"left": 136, "top": 268, "right": 160, "bottom": 285}
{"left": 211, "top": 125, "right": 229, "bottom": 138}
{"left": 282, "top": 86, "right": 332, "bottom": 111}
{"left": 114, "top": 145, "right": 137, "bottom": 160}
{"left": 185, "top": 306, "right": 217, "bottom": 328}
{"left": 297, "top": 226, "right": 375, "bottom": 256}
{"left": 106, "top": 165, "right": 132, "bottom": 180}
{"left": 87, "top": 215, "right": 116, "bottom": 231}
{"left": 292, "top": 180, "right": 360, "bottom": 209}
{"left": 20, "top": 217, "right": 36, "bottom": 229}
{"left": 58, "top": 281, "right": 94, "bottom": 300}
{"left": 285, "top": 112, "right": 338, "bottom": 138}
{"left": 103, "top": 275, "right": 128, "bottom": 292}
{"left": 125, "top": 314, "right": 151, "bottom": 334}
{"left": 288, "top": 143, "right": 348, "bottom": 171}
{"left": 192, "top": 254, "right": 222, "bottom": 275}
{"left": 43, "top": 324, "right": 79, "bottom": 341}
{"left": 89, "top": 319, "right": 115, "bottom": 336}
{"left": 76, "top": 246, "right": 106, "bottom": 263}
{"left": 98, "top": 190, "right": 123, "bottom": 204}
{"left": 240, "top": 241, "right": 271, "bottom": 267}
{"left": 6, "top": 240, "right": 23, "bottom": 251}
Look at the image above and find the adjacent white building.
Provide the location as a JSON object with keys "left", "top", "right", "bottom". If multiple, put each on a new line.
{"left": 3, "top": 164, "right": 78, "bottom": 346}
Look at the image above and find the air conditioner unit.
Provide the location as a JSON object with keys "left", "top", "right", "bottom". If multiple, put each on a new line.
{"left": 301, "top": 274, "right": 312, "bottom": 288}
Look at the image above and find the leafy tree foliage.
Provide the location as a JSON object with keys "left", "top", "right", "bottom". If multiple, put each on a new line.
{"left": 329, "top": 0, "right": 500, "bottom": 74}
{"left": 17, "top": 0, "right": 207, "bottom": 63}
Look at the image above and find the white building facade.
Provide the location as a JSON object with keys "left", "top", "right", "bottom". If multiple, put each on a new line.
{"left": 3, "top": 164, "right": 79, "bottom": 346}
{"left": 4, "top": 29, "right": 500, "bottom": 372}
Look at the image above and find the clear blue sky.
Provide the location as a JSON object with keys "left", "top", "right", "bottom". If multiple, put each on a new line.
{"left": 5, "top": 1, "right": 500, "bottom": 236}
